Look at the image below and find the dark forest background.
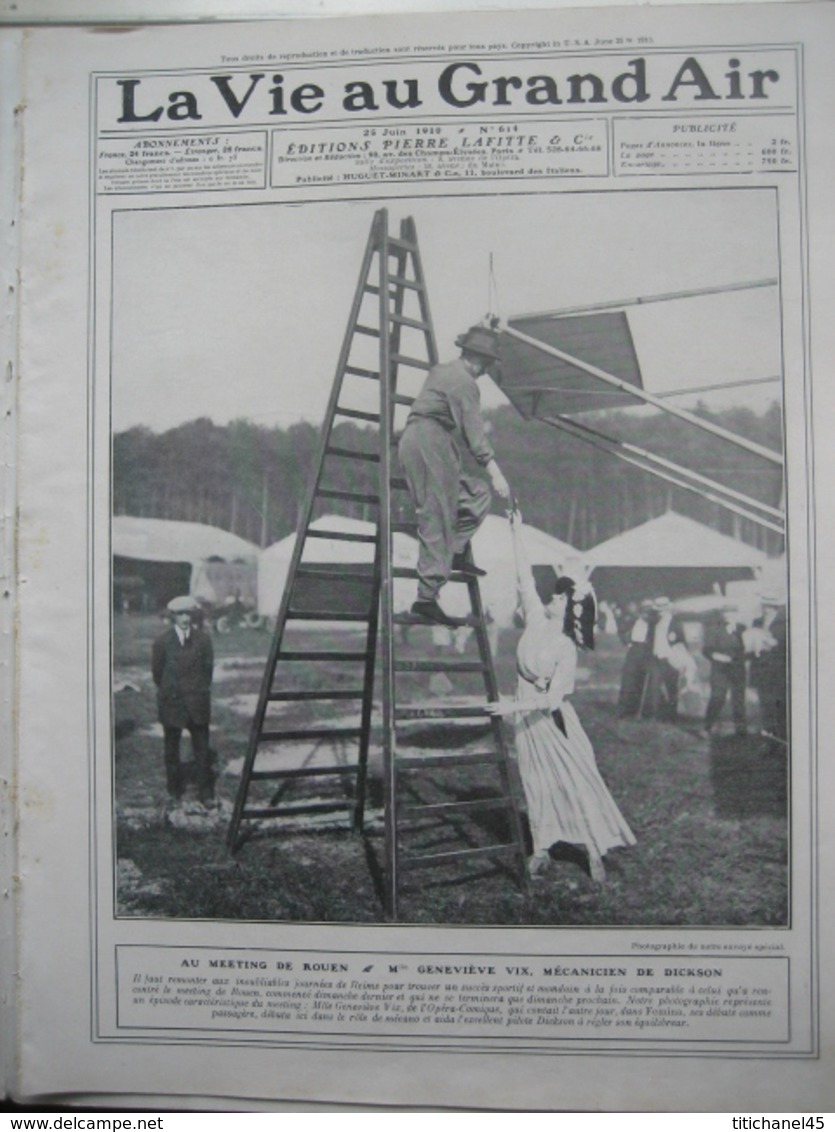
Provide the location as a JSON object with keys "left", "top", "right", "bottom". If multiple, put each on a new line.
{"left": 112, "top": 401, "right": 784, "bottom": 555}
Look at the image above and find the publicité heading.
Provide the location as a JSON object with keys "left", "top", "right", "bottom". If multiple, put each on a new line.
{"left": 106, "top": 55, "right": 787, "bottom": 126}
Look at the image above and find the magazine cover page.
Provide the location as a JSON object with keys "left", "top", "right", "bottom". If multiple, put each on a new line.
{"left": 6, "top": 1, "right": 834, "bottom": 1110}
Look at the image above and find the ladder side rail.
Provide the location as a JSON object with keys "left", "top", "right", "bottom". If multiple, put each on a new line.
{"left": 386, "top": 225, "right": 412, "bottom": 521}
{"left": 354, "top": 540, "right": 381, "bottom": 833}
{"left": 465, "top": 569, "right": 530, "bottom": 885}
{"left": 379, "top": 228, "right": 419, "bottom": 903}
{"left": 380, "top": 215, "right": 436, "bottom": 913}
{"left": 403, "top": 216, "right": 439, "bottom": 368}
{"left": 353, "top": 236, "right": 403, "bottom": 828}
{"left": 227, "top": 209, "right": 388, "bottom": 851}
{"left": 377, "top": 215, "right": 401, "bottom": 918}
{"left": 385, "top": 216, "right": 446, "bottom": 908}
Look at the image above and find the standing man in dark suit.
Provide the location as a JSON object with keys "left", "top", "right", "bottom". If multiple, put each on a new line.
{"left": 152, "top": 595, "right": 215, "bottom": 806}
{"left": 644, "top": 596, "right": 682, "bottom": 721}
{"left": 617, "top": 600, "right": 654, "bottom": 717}
{"left": 749, "top": 593, "right": 788, "bottom": 744}
{"left": 702, "top": 608, "right": 748, "bottom": 738}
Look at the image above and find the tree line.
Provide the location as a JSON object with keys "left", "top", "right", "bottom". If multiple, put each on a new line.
{"left": 112, "top": 401, "right": 784, "bottom": 555}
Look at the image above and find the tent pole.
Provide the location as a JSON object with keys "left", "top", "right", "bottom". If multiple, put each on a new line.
{"left": 540, "top": 413, "right": 784, "bottom": 521}
{"left": 503, "top": 324, "right": 783, "bottom": 466}
{"left": 509, "top": 277, "right": 778, "bottom": 322}
{"left": 541, "top": 414, "right": 785, "bottom": 536}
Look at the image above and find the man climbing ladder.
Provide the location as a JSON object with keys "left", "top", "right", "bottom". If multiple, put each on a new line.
{"left": 398, "top": 324, "right": 512, "bottom": 628}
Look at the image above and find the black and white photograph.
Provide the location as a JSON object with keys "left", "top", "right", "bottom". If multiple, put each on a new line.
{"left": 6, "top": 3, "right": 832, "bottom": 1110}
{"left": 110, "top": 189, "right": 788, "bottom": 925}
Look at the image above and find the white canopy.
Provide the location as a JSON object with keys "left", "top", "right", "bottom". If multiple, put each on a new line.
{"left": 113, "top": 516, "right": 259, "bottom": 566}
{"left": 586, "top": 511, "right": 767, "bottom": 570}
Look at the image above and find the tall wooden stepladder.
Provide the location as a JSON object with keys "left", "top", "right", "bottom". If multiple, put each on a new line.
{"left": 228, "top": 209, "right": 528, "bottom": 918}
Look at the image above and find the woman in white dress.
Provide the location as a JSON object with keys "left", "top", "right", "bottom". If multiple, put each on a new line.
{"left": 488, "top": 512, "right": 636, "bottom": 882}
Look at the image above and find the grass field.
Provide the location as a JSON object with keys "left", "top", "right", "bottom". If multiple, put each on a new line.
{"left": 113, "top": 613, "right": 788, "bottom": 926}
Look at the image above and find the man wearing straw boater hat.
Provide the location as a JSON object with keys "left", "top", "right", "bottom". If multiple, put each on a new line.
{"left": 152, "top": 595, "right": 215, "bottom": 807}
{"left": 399, "top": 324, "right": 512, "bottom": 628}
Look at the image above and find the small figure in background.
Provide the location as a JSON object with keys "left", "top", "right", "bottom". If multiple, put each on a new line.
{"left": 597, "top": 599, "right": 621, "bottom": 637}
{"left": 617, "top": 599, "right": 654, "bottom": 718}
{"left": 644, "top": 596, "right": 681, "bottom": 722}
{"left": 747, "top": 593, "right": 788, "bottom": 746}
{"left": 152, "top": 595, "right": 215, "bottom": 807}
{"left": 702, "top": 608, "right": 748, "bottom": 738}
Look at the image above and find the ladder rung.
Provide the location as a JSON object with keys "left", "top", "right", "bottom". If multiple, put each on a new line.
{"left": 278, "top": 651, "right": 368, "bottom": 662}
{"left": 243, "top": 801, "right": 354, "bottom": 819}
{"left": 392, "top": 521, "right": 419, "bottom": 535}
{"left": 394, "top": 612, "right": 476, "bottom": 628}
{"left": 317, "top": 484, "right": 401, "bottom": 501}
{"left": 306, "top": 527, "right": 377, "bottom": 543}
{"left": 250, "top": 764, "right": 361, "bottom": 780}
{"left": 325, "top": 446, "right": 380, "bottom": 464}
{"left": 287, "top": 610, "right": 371, "bottom": 622}
{"left": 259, "top": 727, "right": 363, "bottom": 743}
{"left": 399, "top": 843, "right": 519, "bottom": 870}
{"left": 394, "top": 659, "right": 487, "bottom": 673}
{"left": 392, "top": 566, "right": 469, "bottom": 582}
{"left": 394, "top": 393, "right": 415, "bottom": 407}
{"left": 296, "top": 565, "right": 372, "bottom": 580}
{"left": 387, "top": 236, "right": 418, "bottom": 253}
{"left": 397, "top": 751, "right": 503, "bottom": 770}
{"left": 267, "top": 689, "right": 365, "bottom": 702}
{"left": 399, "top": 797, "right": 514, "bottom": 816}
{"left": 390, "top": 312, "right": 431, "bottom": 332}
{"left": 334, "top": 407, "right": 380, "bottom": 423}
{"left": 392, "top": 353, "right": 431, "bottom": 371}
{"left": 355, "top": 324, "right": 380, "bottom": 339}
{"left": 316, "top": 489, "right": 379, "bottom": 506}
{"left": 386, "top": 273, "right": 421, "bottom": 291}
{"left": 396, "top": 704, "right": 489, "bottom": 721}
{"left": 343, "top": 364, "right": 380, "bottom": 381}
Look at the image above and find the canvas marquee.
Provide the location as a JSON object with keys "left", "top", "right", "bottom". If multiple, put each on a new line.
{"left": 585, "top": 510, "right": 769, "bottom": 605}
{"left": 112, "top": 516, "right": 259, "bottom": 609}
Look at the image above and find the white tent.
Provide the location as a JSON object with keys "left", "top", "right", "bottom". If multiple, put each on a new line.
{"left": 587, "top": 511, "right": 767, "bottom": 569}
{"left": 585, "top": 510, "right": 769, "bottom": 606}
{"left": 113, "top": 516, "right": 259, "bottom": 565}
{"left": 112, "top": 516, "right": 259, "bottom": 605}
